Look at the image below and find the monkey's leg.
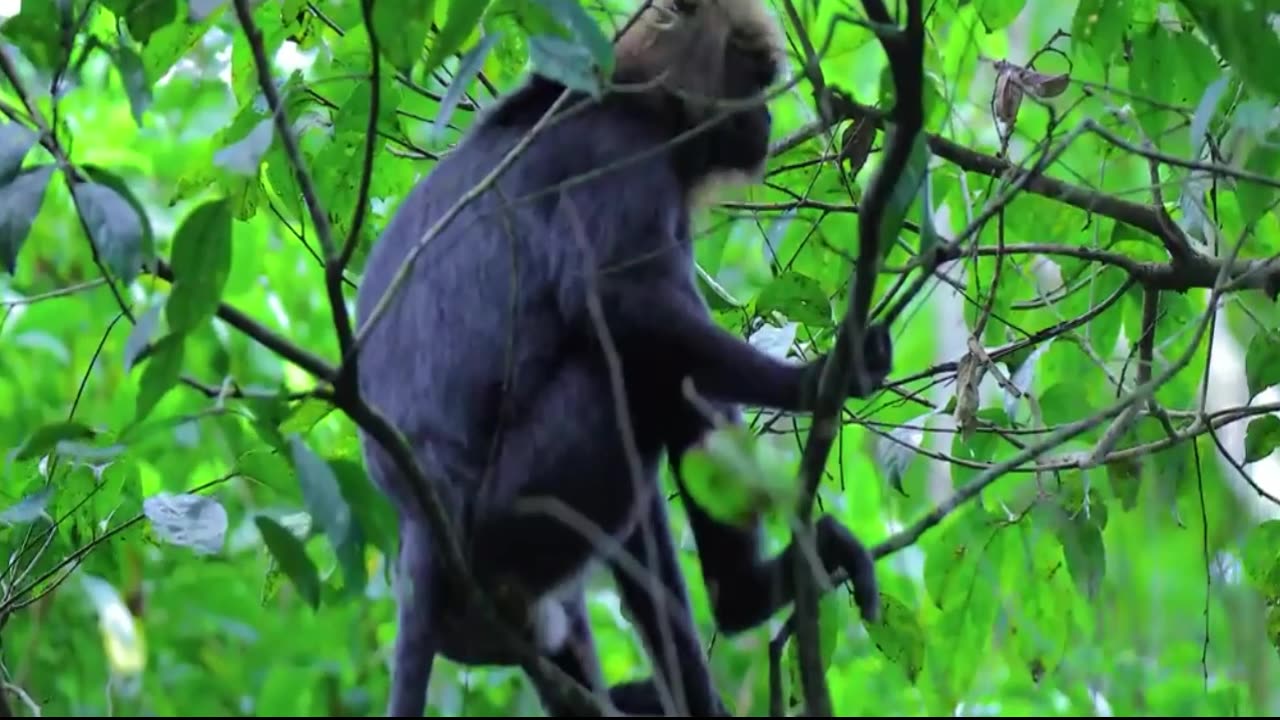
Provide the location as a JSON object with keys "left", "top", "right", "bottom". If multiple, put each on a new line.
{"left": 665, "top": 404, "right": 880, "bottom": 631}
{"left": 386, "top": 517, "right": 439, "bottom": 717}
{"left": 467, "top": 360, "right": 725, "bottom": 717}
{"left": 604, "top": 490, "right": 729, "bottom": 716}
{"left": 524, "top": 591, "right": 619, "bottom": 715}
{"left": 461, "top": 362, "right": 673, "bottom": 709}
{"left": 531, "top": 593, "right": 696, "bottom": 717}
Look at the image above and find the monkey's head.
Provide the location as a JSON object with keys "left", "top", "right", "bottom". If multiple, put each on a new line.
{"left": 614, "top": 0, "right": 786, "bottom": 114}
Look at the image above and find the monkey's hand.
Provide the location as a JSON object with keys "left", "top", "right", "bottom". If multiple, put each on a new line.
{"left": 803, "top": 323, "right": 893, "bottom": 404}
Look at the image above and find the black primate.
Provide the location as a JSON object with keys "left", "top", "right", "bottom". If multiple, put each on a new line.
{"left": 354, "top": 0, "right": 892, "bottom": 715}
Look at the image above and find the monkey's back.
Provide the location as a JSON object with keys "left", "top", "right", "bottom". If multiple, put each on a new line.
{"left": 355, "top": 85, "right": 690, "bottom": 515}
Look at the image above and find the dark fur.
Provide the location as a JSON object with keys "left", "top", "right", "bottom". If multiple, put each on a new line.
{"left": 355, "top": 1, "right": 890, "bottom": 715}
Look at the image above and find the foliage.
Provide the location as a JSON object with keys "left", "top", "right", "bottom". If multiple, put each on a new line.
{"left": 1, "top": 0, "right": 1280, "bottom": 716}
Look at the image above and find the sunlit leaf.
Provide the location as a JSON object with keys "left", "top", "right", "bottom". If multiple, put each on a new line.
{"left": 143, "top": 492, "right": 229, "bottom": 555}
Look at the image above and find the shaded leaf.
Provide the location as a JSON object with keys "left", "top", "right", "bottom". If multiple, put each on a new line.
{"left": 878, "top": 132, "right": 929, "bottom": 259}
{"left": 289, "top": 437, "right": 355, "bottom": 551}
{"left": 112, "top": 43, "right": 152, "bottom": 125}
{"left": 123, "top": 0, "right": 180, "bottom": 44}
{"left": 535, "top": 0, "right": 614, "bottom": 77}
{"left": 123, "top": 303, "right": 163, "bottom": 373}
{"left": 332, "top": 458, "right": 399, "bottom": 562}
{"left": 80, "top": 164, "right": 156, "bottom": 268}
{"left": 529, "top": 34, "right": 600, "bottom": 96}
{"left": 0, "top": 164, "right": 55, "bottom": 274}
{"left": 0, "top": 121, "right": 38, "bottom": 183}
{"left": 255, "top": 514, "right": 322, "bottom": 608}
{"left": 74, "top": 180, "right": 147, "bottom": 285}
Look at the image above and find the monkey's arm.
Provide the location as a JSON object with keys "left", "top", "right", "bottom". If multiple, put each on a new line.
{"left": 584, "top": 277, "right": 892, "bottom": 412}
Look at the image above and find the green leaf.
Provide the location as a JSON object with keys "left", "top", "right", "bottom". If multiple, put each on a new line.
{"left": 134, "top": 332, "right": 186, "bottom": 422}
{"left": 0, "top": 3, "right": 62, "bottom": 70}
{"left": 1056, "top": 514, "right": 1106, "bottom": 598}
{"left": 1242, "top": 520, "right": 1280, "bottom": 599}
{"left": 166, "top": 198, "right": 232, "bottom": 335}
{"left": 679, "top": 424, "right": 796, "bottom": 525}
{"left": 234, "top": 448, "right": 300, "bottom": 499}
{"left": 0, "top": 121, "right": 38, "bottom": 183}
{"left": 864, "top": 593, "right": 926, "bottom": 683}
{"left": 371, "top": 0, "right": 433, "bottom": 73}
{"left": 755, "top": 272, "right": 833, "bottom": 327}
{"left": 973, "top": 0, "right": 1027, "bottom": 31}
{"left": 422, "top": 0, "right": 493, "bottom": 79}
{"left": 1236, "top": 141, "right": 1280, "bottom": 229}
{"left": 1245, "top": 330, "right": 1280, "bottom": 399}
{"left": 878, "top": 132, "right": 929, "bottom": 260}
{"left": 123, "top": 0, "right": 180, "bottom": 44}
{"left": 0, "top": 164, "right": 54, "bottom": 274}
{"left": 73, "top": 180, "right": 147, "bottom": 285}
{"left": 332, "top": 459, "right": 399, "bottom": 561}
{"left": 255, "top": 515, "right": 322, "bottom": 609}
{"left": 13, "top": 420, "right": 97, "bottom": 461}
{"left": 529, "top": 35, "right": 601, "bottom": 96}
{"left": 784, "top": 593, "right": 844, "bottom": 697}
{"left": 1246, "top": 416, "right": 1280, "bottom": 463}
{"left": 142, "top": 492, "right": 228, "bottom": 555}
{"left": 213, "top": 118, "right": 274, "bottom": 176}
{"left": 288, "top": 437, "right": 355, "bottom": 552}
{"left": 1177, "top": 0, "right": 1280, "bottom": 99}
{"left": 1070, "top": 0, "right": 1131, "bottom": 63}
{"left": 1127, "top": 25, "right": 1219, "bottom": 152}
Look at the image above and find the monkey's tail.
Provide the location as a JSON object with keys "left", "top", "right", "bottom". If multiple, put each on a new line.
{"left": 386, "top": 519, "right": 438, "bottom": 717}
